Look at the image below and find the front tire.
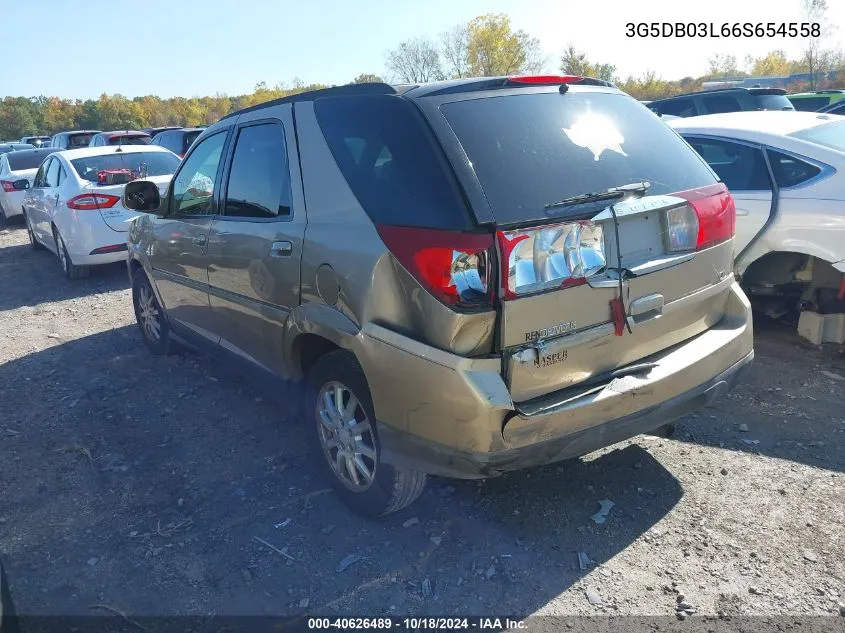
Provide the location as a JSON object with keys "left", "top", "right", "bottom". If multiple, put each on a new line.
{"left": 307, "top": 350, "right": 427, "bottom": 517}
{"left": 132, "top": 268, "right": 171, "bottom": 355}
{"left": 54, "top": 229, "right": 89, "bottom": 279}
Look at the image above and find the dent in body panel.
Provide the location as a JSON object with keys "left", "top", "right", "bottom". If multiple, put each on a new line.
{"left": 294, "top": 99, "right": 497, "bottom": 358}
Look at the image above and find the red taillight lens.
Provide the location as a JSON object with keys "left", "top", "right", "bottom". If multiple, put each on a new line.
{"left": 377, "top": 225, "right": 494, "bottom": 308}
{"left": 67, "top": 193, "right": 120, "bottom": 210}
{"left": 508, "top": 75, "right": 584, "bottom": 84}
{"left": 675, "top": 184, "right": 736, "bottom": 250}
{"left": 1, "top": 180, "right": 16, "bottom": 193}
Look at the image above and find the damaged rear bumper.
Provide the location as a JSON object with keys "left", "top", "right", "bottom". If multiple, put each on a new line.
{"left": 361, "top": 282, "right": 754, "bottom": 480}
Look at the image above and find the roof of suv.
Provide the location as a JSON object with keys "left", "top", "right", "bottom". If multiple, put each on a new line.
{"left": 219, "top": 76, "right": 616, "bottom": 121}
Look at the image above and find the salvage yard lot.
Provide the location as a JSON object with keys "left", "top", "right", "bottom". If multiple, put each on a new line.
{"left": 1, "top": 222, "right": 844, "bottom": 618}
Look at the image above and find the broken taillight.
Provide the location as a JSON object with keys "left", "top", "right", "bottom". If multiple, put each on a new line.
{"left": 376, "top": 225, "right": 494, "bottom": 309}
{"left": 497, "top": 221, "right": 606, "bottom": 300}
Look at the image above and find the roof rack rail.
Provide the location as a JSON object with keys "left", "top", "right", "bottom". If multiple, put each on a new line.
{"left": 220, "top": 82, "right": 398, "bottom": 121}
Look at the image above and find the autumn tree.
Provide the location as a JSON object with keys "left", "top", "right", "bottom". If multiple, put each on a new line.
{"left": 351, "top": 73, "right": 384, "bottom": 84}
{"left": 746, "top": 50, "right": 792, "bottom": 76}
{"left": 385, "top": 37, "right": 444, "bottom": 83}
{"left": 466, "top": 13, "right": 545, "bottom": 76}
{"left": 800, "top": 0, "right": 834, "bottom": 89}
{"left": 559, "top": 44, "right": 616, "bottom": 82}
{"left": 706, "top": 54, "right": 742, "bottom": 78}
{"left": 440, "top": 24, "right": 471, "bottom": 79}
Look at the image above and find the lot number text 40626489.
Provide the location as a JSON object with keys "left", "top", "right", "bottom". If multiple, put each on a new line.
{"left": 625, "top": 22, "right": 820, "bottom": 38}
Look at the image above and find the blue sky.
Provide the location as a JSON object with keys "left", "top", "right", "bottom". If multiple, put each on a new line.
{"left": 3, "top": 0, "right": 842, "bottom": 99}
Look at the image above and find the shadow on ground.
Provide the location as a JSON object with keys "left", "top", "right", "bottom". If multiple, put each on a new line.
{"left": 0, "top": 224, "right": 128, "bottom": 312}
{"left": 673, "top": 315, "right": 845, "bottom": 473}
{"left": 0, "top": 327, "right": 682, "bottom": 617}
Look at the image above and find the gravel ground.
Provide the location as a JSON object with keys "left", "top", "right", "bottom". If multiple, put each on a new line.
{"left": 1, "top": 219, "right": 844, "bottom": 622}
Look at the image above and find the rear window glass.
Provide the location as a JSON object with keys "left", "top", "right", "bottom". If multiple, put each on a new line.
{"left": 753, "top": 94, "right": 794, "bottom": 110}
{"left": 7, "top": 151, "right": 55, "bottom": 171}
{"left": 108, "top": 135, "right": 150, "bottom": 146}
{"left": 314, "top": 94, "right": 472, "bottom": 230}
{"left": 440, "top": 91, "right": 718, "bottom": 225}
{"left": 790, "top": 120, "right": 845, "bottom": 152}
{"left": 67, "top": 133, "right": 95, "bottom": 148}
{"left": 70, "top": 152, "right": 180, "bottom": 182}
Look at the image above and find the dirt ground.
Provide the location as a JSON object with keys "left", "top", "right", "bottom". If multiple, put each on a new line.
{"left": 1, "top": 218, "right": 844, "bottom": 623}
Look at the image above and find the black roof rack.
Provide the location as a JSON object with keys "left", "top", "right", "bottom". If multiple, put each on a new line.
{"left": 220, "top": 82, "right": 397, "bottom": 121}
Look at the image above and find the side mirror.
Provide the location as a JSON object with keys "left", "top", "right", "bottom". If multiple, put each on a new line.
{"left": 13, "top": 179, "right": 29, "bottom": 191}
{"left": 123, "top": 180, "right": 162, "bottom": 213}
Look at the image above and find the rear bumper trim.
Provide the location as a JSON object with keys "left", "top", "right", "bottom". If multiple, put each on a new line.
{"left": 378, "top": 350, "right": 753, "bottom": 479}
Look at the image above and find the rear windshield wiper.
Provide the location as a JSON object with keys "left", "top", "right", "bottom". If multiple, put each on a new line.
{"left": 544, "top": 181, "right": 651, "bottom": 213}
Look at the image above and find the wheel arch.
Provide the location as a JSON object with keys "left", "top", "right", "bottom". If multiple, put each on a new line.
{"left": 283, "top": 303, "right": 362, "bottom": 382}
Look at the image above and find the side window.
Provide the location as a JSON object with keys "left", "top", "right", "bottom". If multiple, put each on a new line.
{"left": 767, "top": 150, "right": 822, "bottom": 188}
{"left": 57, "top": 163, "right": 68, "bottom": 186}
{"left": 33, "top": 161, "right": 48, "bottom": 187}
{"left": 686, "top": 138, "right": 771, "bottom": 191}
{"left": 661, "top": 98, "right": 696, "bottom": 117}
{"left": 44, "top": 158, "right": 61, "bottom": 188}
{"left": 828, "top": 103, "right": 845, "bottom": 115}
{"left": 170, "top": 130, "right": 227, "bottom": 217}
{"left": 223, "top": 122, "right": 291, "bottom": 219}
{"left": 701, "top": 95, "right": 742, "bottom": 114}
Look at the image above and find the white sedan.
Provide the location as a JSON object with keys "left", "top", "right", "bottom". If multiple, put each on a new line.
{"left": 0, "top": 148, "right": 59, "bottom": 221}
{"left": 21, "top": 145, "right": 180, "bottom": 279}
{"left": 669, "top": 111, "right": 845, "bottom": 315}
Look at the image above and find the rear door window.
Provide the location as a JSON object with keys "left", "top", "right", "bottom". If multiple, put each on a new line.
{"left": 767, "top": 150, "right": 821, "bottom": 187}
{"left": 685, "top": 138, "right": 771, "bottom": 191}
{"left": 223, "top": 122, "right": 291, "bottom": 218}
{"left": 660, "top": 98, "right": 697, "bottom": 117}
{"left": 439, "top": 90, "right": 718, "bottom": 225}
{"left": 44, "top": 158, "right": 60, "bottom": 188}
{"left": 314, "top": 95, "right": 472, "bottom": 229}
{"left": 701, "top": 94, "right": 742, "bottom": 113}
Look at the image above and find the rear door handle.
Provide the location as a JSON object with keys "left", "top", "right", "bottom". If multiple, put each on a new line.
{"left": 193, "top": 235, "right": 207, "bottom": 247}
{"left": 270, "top": 240, "right": 293, "bottom": 257}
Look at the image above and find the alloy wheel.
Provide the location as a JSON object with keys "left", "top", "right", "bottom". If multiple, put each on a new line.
{"left": 316, "top": 381, "right": 377, "bottom": 491}
{"left": 137, "top": 284, "right": 161, "bottom": 343}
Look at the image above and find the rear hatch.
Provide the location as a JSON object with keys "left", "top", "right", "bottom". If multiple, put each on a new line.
{"left": 749, "top": 89, "right": 794, "bottom": 111}
{"left": 432, "top": 85, "right": 737, "bottom": 401}
{"left": 86, "top": 174, "right": 172, "bottom": 231}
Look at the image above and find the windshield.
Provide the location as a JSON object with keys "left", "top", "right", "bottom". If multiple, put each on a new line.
{"left": 790, "top": 120, "right": 845, "bottom": 152}
{"left": 107, "top": 135, "right": 150, "bottom": 146}
{"left": 8, "top": 151, "right": 55, "bottom": 171}
{"left": 70, "top": 152, "right": 180, "bottom": 182}
{"left": 440, "top": 91, "right": 718, "bottom": 224}
{"left": 753, "top": 94, "right": 795, "bottom": 111}
{"left": 67, "top": 133, "right": 96, "bottom": 149}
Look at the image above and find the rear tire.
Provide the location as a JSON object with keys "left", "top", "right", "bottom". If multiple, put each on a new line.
{"left": 54, "top": 229, "right": 89, "bottom": 280}
{"left": 23, "top": 211, "right": 43, "bottom": 250}
{"left": 132, "top": 268, "right": 171, "bottom": 355}
{"left": 306, "top": 350, "right": 427, "bottom": 517}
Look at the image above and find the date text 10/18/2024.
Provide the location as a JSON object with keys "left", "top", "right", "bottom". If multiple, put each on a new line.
{"left": 307, "top": 618, "right": 526, "bottom": 630}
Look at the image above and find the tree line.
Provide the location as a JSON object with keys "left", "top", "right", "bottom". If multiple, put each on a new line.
{"left": 1, "top": 2, "right": 842, "bottom": 139}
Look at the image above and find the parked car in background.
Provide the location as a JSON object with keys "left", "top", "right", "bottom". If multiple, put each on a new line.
{"left": 88, "top": 131, "right": 151, "bottom": 147}
{"left": 648, "top": 87, "right": 795, "bottom": 118}
{"left": 150, "top": 127, "right": 205, "bottom": 158}
{"left": 142, "top": 126, "right": 182, "bottom": 138}
{"left": 0, "top": 143, "right": 35, "bottom": 155}
{"left": 19, "top": 135, "right": 52, "bottom": 147}
{"left": 123, "top": 76, "right": 753, "bottom": 517}
{"left": 21, "top": 145, "right": 180, "bottom": 279}
{"left": 818, "top": 100, "right": 845, "bottom": 116}
{"left": 0, "top": 147, "right": 59, "bottom": 221}
{"left": 787, "top": 89, "right": 845, "bottom": 112}
{"left": 50, "top": 130, "right": 101, "bottom": 150}
{"left": 669, "top": 111, "right": 845, "bottom": 318}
